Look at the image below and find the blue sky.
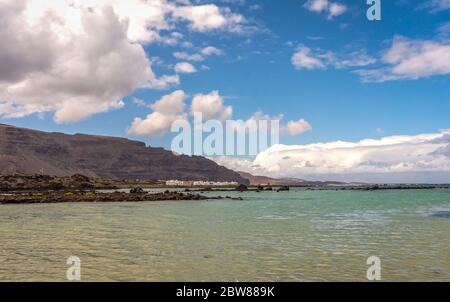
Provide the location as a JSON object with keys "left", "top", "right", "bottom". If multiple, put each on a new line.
{"left": 3, "top": 1, "right": 449, "bottom": 143}
{"left": 1, "top": 0, "right": 450, "bottom": 181}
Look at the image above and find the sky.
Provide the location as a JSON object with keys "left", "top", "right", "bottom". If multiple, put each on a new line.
{"left": 0, "top": 0, "right": 450, "bottom": 183}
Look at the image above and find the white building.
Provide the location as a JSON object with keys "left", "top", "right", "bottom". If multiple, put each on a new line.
{"left": 193, "top": 181, "right": 238, "bottom": 187}
{"left": 165, "top": 180, "right": 185, "bottom": 186}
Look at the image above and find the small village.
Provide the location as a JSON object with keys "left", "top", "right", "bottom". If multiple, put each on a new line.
{"left": 165, "top": 180, "right": 239, "bottom": 187}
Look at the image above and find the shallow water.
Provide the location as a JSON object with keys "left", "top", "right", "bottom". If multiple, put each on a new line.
{"left": 0, "top": 189, "right": 449, "bottom": 281}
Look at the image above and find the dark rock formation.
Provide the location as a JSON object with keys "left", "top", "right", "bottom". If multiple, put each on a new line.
{"left": 277, "top": 186, "right": 290, "bottom": 192}
{"left": 0, "top": 190, "right": 246, "bottom": 204}
{"left": 0, "top": 124, "right": 248, "bottom": 184}
{"left": 238, "top": 171, "right": 346, "bottom": 187}
{"left": 130, "top": 187, "right": 145, "bottom": 194}
{"left": 238, "top": 171, "right": 305, "bottom": 186}
{"left": 0, "top": 174, "right": 96, "bottom": 192}
{"left": 431, "top": 211, "right": 450, "bottom": 218}
{"left": 236, "top": 184, "right": 248, "bottom": 192}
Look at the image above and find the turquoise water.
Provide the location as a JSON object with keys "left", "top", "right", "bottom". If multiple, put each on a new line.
{"left": 0, "top": 189, "right": 449, "bottom": 281}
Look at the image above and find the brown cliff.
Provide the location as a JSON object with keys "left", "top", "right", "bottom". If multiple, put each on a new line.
{"left": 0, "top": 124, "right": 248, "bottom": 184}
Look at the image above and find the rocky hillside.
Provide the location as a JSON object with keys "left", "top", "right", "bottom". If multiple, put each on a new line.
{"left": 0, "top": 124, "right": 248, "bottom": 184}
{"left": 238, "top": 171, "right": 306, "bottom": 186}
{"left": 238, "top": 171, "right": 346, "bottom": 187}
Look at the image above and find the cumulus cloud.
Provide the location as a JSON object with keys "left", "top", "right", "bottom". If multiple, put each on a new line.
{"left": 64, "top": 0, "right": 248, "bottom": 43}
{"left": 303, "top": 0, "right": 347, "bottom": 19}
{"left": 0, "top": 1, "right": 154, "bottom": 123}
{"left": 127, "top": 90, "right": 187, "bottom": 136}
{"left": 100, "top": 0, "right": 173, "bottom": 43}
{"left": 214, "top": 129, "right": 450, "bottom": 183}
{"left": 128, "top": 90, "right": 311, "bottom": 138}
{"left": 281, "top": 119, "right": 312, "bottom": 136}
{"left": 355, "top": 36, "right": 450, "bottom": 82}
{"left": 174, "top": 62, "right": 197, "bottom": 74}
{"left": 191, "top": 91, "right": 233, "bottom": 121}
{"left": 304, "top": 0, "right": 329, "bottom": 12}
{"left": 292, "top": 46, "right": 375, "bottom": 70}
{"left": 172, "top": 4, "right": 246, "bottom": 32}
{"left": 333, "top": 51, "right": 377, "bottom": 69}
{"left": 128, "top": 89, "right": 235, "bottom": 137}
{"left": 0, "top": 0, "right": 250, "bottom": 123}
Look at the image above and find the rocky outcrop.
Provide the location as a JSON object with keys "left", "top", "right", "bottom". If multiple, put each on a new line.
{"left": 238, "top": 171, "right": 305, "bottom": 186}
{"left": 277, "top": 186, "right": 290, "bottom": 192}
{"left": 238, "top": 171, "right": 346, "bottom": 187}
{"left": 235, "top": 184, "right": 248, "bottom": 192}
{"left": 0, "top": 124, "right": 248, "bottom": 184}
{"left": 0, "top": 190, "right": 247, "bottom": 204}
{"left": 0, "top": 174, "right": 97, "bottom": 191}
{"left": 0, "top": 191, "right": 208, "bottom": 204}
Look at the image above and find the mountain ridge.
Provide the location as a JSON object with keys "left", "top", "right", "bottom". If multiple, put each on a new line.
{"left": 237, "top": 171, "right": 347, "bottom": 186}
{"left": 0, "top": 123, "right": 249, "bottom": 184}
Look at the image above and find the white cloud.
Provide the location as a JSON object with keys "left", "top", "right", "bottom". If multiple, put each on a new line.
{"left": 212, "top": 156, "right": 256, "bottom": 173}
{"left": 0, "top": 2, "right": 154, "bottom": 123}
{"left": 144, "top": 74, "right": 180, "bottom": 90}
{"left": 191, "top": 91, "right": 233, "bottom": 121}
{"left": 127, "top": 90, "right": 187, "bottom": 136}
{"left": 237, "top": 112, "right": 312, "bottom": 137}
{"left": 227, "top": 111, "right": 281, "bottom": 135}
{"left": 128, "top": 89, "right": 234, "bottom": 137}
{"left": 201, "top": 46, "right": 224, "bottom": 56}
{"left": 172, "top": 4, "right": 245, "bottom": 32}
{"left": 438, "top": 21, "right": 450, "bottom": 36}
{"left": 150, "top": 90, "right": 186, "bottom": 114}
{"left": 356, "top": 36, "right": 450, "bottom": 82}
{"left": 174, "top": 51, "right": 205, "bottom": 62}
{"left": 63, "top": 0, "right": 248, "bottom": 43}
{"left": 132, "top": 97, "right": 147, "bottom": 107}
{"left": 174, "top": 62, "right": 197, "bottom": 74}
{"left": 292, "top": 46, "right": 375, "bottom": 70}
{"left": 127, "top": 90, "right": 311, "bottom": 138}
{"left": 102, "top": 0, "right": 173, "bottom": 43}
{"left": 420, "top": 0, "right": 450, "bottom": 12}
{"left": 173, "top": 46, "right": 224, "bottom": 62}
{"left": 304, "top": 0, "right": 329, "bottom": 12}
{"left": 303, "top": 0, "right": 347, "bottom": 19}
{"left": 292, "top": 46, "right": 326, "bottom": 70}
{"left": 328, "top": 3, "right": 347, "bottom": 19}
{"left": 214, "top": 130, "right": 450, "bottom": 183}
{"left": 281, "top": 119, "right": 312, "bottom": 136}
{"left": 0, "top": 0, "right": 250, "bottom": 123}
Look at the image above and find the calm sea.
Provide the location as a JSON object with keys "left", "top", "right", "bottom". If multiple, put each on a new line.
{"left": 0, "top": 189, "right": 449, "bottom": 281}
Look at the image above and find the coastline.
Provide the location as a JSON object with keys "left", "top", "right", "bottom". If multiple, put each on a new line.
{"left": 1, "top": 174, "right": 449, "bottom": 205}
{"left": 0, "top": 190, "right": 244, "bottom": 205}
